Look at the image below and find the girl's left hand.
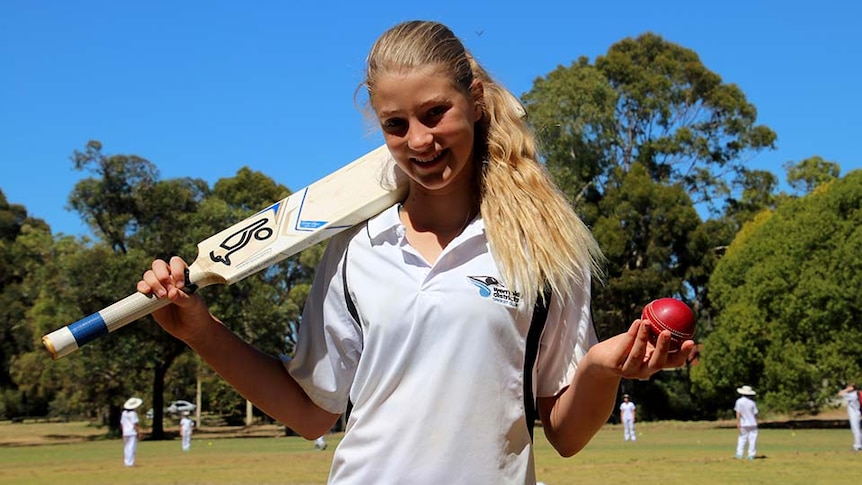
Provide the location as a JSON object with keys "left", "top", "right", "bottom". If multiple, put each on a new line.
{"left": 589, "top": 320, "right": 694, "bottom": 381}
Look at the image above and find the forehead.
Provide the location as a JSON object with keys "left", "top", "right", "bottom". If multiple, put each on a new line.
{"left": 370, "top": 66, "right": 467, "bottom": 114}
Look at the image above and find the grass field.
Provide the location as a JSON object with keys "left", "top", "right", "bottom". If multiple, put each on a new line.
{"left": 0, "top": 418, "right": 858, "bottom": 484}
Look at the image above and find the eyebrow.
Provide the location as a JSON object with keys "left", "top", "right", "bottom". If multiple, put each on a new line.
{"left": 376, "top": 97, "right": 452, "bottom": 119}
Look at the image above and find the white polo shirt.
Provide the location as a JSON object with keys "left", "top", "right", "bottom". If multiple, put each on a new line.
{"left": 734, "top": 396, "right": 759, "bottom": 427}
{"left": 620, "top": 401, "right": 636, "bottom": 421}
{"left": 288, "top": 204, "right": 597, "bottom": 484}
{"left": 842, "top": 390, "right": 860, "bottom": 414}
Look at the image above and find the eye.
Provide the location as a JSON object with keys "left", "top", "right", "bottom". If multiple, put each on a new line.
{"left": 380, "top": 117, "right": 407, "bottom": 136}
{"left": 426, "top": 105, "right": 448, "bottom": 120}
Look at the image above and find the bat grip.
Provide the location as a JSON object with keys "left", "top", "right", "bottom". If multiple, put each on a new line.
{"left": 42, "top": 291, "right": 171, "bottom": 360}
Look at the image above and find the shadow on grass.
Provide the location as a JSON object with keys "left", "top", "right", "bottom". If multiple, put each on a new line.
{"left": 716, "top": 419, "right": 849, "bottom": 429}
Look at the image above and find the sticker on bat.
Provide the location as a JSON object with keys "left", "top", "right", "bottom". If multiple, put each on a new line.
{"left": 209, "top": 204, "right": 279, "bottom": 266}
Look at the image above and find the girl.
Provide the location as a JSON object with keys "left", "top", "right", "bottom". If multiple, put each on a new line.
{"left": 138, "top": 20, "right": 693, "bottom": 484}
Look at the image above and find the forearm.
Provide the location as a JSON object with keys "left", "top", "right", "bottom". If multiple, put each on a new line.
{"left": 188, "top": 318, "right": 338, "bottom": 438}
{"left": 540, "top": 319, "right": 693, "bottom": 456}
{"left": 541, "top": 352, "right": 621, "bottom": 457}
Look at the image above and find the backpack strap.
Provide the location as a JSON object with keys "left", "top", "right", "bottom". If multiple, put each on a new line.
{"left": 524, "top": 286, "right": 552, "bottom": 439}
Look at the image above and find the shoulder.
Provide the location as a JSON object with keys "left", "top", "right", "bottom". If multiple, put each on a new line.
{"left": 326, "top": 203, "right": 402, "bottom": 260}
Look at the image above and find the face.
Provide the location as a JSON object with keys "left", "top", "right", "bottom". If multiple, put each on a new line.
{"left": 371, "top": 67, "right": 483, "bottom": 195}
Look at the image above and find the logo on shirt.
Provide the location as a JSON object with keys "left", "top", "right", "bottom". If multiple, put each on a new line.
{"left": 467, "top": 276, "right": 521, "bottom": 308}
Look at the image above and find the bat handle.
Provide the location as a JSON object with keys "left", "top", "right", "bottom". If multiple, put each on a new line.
{"left": 42, "top": 291, "right": 171, "bottom": 360}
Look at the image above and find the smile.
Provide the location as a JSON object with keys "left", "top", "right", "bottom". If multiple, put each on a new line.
{"left": 411, "top": 149, "right": 447, "bottom": 164}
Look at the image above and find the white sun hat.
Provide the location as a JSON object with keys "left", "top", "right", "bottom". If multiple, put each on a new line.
{"left": 736, "top": 385, "right": 756, "bottom": 396}
{"left": 124, "top": 397, "right": 144, "bottom": 410}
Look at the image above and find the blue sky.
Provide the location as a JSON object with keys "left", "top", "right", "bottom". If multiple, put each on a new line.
{"left": 2, "top": 0, "right": 859, "bottom": 237}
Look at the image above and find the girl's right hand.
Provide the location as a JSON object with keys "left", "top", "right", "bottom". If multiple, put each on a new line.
{"left": 136, "top": 256, "right": 215, "bottom": 344}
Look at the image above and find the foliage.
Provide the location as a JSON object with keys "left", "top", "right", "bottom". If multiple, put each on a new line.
{"left": 0, "top": 193, "right": 51, "bottom": 417}
{"left": 589, "top": 162, "right": 700, "bottom": 337}
{"left": 524, "top": 32, "right": 776, "bottom": 211}
{"left": 783, "top": 155, "right": 840, "bottom": 195}
{"left": 7, "top": 142, "right": 317, "bottom": 437}
{"left": 692, "top": 170, "right": 862, "bottom": 413}
{"left": 522, "top": 32, "right": 785, "bottom": 420}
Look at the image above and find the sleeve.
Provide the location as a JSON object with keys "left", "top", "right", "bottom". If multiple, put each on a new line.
{"left": 535, "top": 270, "right": 598, "bottom": 398}
{"left": 286, "top": 227, "right": 364, "bottom": 415}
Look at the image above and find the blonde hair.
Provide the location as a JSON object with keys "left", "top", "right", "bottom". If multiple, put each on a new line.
{"left": 364, "top": 21, "right": 603, "bottom": 303}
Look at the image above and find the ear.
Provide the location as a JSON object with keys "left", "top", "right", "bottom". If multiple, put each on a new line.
{"left": 470, "top": 79, "right": 484, "bottom": 122}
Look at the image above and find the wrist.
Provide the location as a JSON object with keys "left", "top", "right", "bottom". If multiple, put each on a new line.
{"left": 581, "top": 349, "right": 623, "bottom": 383}
{"left": 183, "top": 311, "right": 223, "bottom": 349}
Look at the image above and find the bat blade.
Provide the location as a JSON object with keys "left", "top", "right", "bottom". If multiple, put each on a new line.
{"left": 42, "top": 145, "right": 407, "bottom": 360}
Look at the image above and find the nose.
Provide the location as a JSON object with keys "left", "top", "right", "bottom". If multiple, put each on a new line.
{"left": 406, "top": 121, "right": 433, "bottom": 151}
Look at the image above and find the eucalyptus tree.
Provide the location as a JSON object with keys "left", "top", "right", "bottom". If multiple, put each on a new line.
{"left": 522, "top": 32, "right": 777, "bottom": 335}
{"left": 522, "top": 33, "right": 777, "bottom": 418}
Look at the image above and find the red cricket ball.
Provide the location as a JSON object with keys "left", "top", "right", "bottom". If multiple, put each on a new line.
{"left": 641, "top": 298, "right": 696, "bottom": 352}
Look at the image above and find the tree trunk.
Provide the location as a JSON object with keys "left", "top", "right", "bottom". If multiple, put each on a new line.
{"left": 149, "top": 363, "right": 168, "bottom": 439}
{"left": 195, "top": 372, "right": 202, "bottom": 428}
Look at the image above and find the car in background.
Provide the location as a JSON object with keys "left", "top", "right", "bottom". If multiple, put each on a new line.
{"left": 145, "top": 400, "right": 196, "bottom": 419}
{"left": 166, "top": 400, "right": 196, "bottom": 415}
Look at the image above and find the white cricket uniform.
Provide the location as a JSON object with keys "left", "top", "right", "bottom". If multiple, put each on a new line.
{"left": 120, "top": 410, "right": 139, "bottom": 466}
{"left": 620, "top": 401, "right": 636, "bottom": 441}
{"left": 734, "top": 396, "right": 758, "bottom": 458}
{"left": 841, "top": 389, "right": 862, "bottom": 450}
{"left": 288, "top": 204, "right": 597, "bottom": 484}
{"left": 180, "top": 416, "right": 194, "bottom": 451}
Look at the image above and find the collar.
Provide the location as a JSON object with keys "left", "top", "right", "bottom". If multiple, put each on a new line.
{"left": 365, "top": 203, "right": 484, "bottom": 246}
{"left": 367, "top": 203, "right": 404, "bottom": 245}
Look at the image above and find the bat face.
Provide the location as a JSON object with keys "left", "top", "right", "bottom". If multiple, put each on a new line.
{"left": 187, "top": 144, "right": 407, "bottom": 288}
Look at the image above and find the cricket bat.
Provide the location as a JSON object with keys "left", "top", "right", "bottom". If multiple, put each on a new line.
{"left": 42, "top": 145, "right": 407, "bottom": 360}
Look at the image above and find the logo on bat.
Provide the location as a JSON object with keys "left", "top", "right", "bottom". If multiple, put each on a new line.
{"left": 209, "top": 204, "right": 278, "bottom": 266}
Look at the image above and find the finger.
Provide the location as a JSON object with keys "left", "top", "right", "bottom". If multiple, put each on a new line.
{"left": 649, "top": 330, "right": 673, "bottom": 368}
{"left": 168, "top": 256, "right": 189, "bottom": 291}
{"left": 621, "top": 321, "right": 651, "bottom": 375}
{"left": 629, "top": 320, "right": 650, "bottom": 357}
{"left": 665, "top": 340, "right": 695, "bottom": 367}
{"left": 135, "top": 278, "right": 155, "bottom": 296}
{"left": 139, "top": 261, "right": 166, "bottom": 296}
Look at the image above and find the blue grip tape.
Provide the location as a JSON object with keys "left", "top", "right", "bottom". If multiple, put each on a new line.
{"left": 68, "top": 313, "right": 109, "bottom": 346}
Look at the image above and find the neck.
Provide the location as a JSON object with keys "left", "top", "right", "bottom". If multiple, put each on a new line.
{"left": 400, "top": 191, "right": 477, "bottom": 235}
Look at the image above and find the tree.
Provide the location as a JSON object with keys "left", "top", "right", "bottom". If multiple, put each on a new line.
{"left": 784, "top": 156, "right": 840, "bottom": 196}
{"left": 692, "top": 170, "right": 862, "bottom": 414}
{"left": 195, "top": 167, "right": 313, "bottom": 424}
{"left": 722, "top": 169, "right": 780, "bottom": 229}
{"left": 10, "top": 142, "right": 308, "bottom": 433}
{"left": 69, "top": 141, "right": 160, "bottom": 253}
{"left": 524, "top": 32, "right": 777, "bottom": 212}
{"left": 589, "top": 163, "right": 700, "bottom": 336}
{"left": 522, "top": 33, "right": 778, "bottom": 318}
{"left": 522, "top": 33, "right": 778, "bottom": 419}
{"left": 0, "top": 190, "right": 51, "bottom": 418}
